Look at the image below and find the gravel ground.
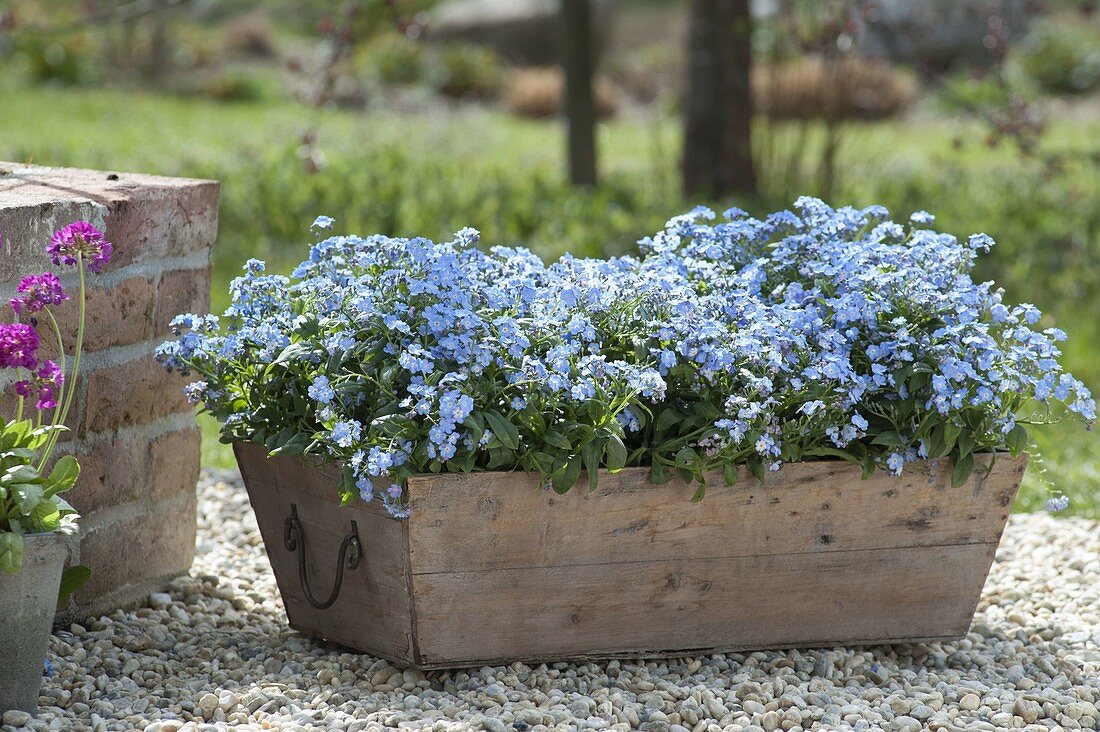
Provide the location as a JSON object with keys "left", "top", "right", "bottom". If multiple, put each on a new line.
{"left": 5, "top": 471, "right": 1098, "bottom": 732}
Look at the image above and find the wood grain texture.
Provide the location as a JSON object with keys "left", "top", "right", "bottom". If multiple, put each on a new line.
{"left": 405, "top": 455, "right": 1026, "bottom": 574}
{"left": 234, "top": 444, "right": 1025, "bottom": 669}
{"left": 411, "top": 542, "right": 998, "bottom": 667}
{"left": 234, "top": 442, "right": 418, "bottom": 665}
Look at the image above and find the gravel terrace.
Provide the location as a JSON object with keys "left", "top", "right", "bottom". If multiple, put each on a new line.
{"left": 5, "top": 471, "right": 1099, "bottom": 732}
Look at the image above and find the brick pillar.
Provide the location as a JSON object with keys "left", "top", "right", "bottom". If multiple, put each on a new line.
{"left": 0, "top": 163, "right": 218, "bottom": 618}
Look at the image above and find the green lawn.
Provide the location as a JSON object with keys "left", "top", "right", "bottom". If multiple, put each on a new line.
{"left": 4, "top": 81, "right": 1098, "bottom": 516}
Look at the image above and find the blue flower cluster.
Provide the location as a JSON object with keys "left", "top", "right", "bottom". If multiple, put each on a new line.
{"left": 157, "top": 198, "right": 1094, "bottom": 516}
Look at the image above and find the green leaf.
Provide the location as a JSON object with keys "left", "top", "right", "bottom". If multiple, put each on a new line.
{"left": 654, "top": 408, "right": 682, "bottom": 437}
{"left": 674, "top": 446, "right": 697, "bottom": 467}
{"left": 582, "top": 440, "right": 602, "bottom": 492}
{"left": 57, "top": 565, "right": 91, "bottom": 608}
{"left": 722, "top": 462, "right": 738, "bottom": 487}
{"left": 951, "top": 452, "right": 974, "bottom": 488}
{"left": 43, "top": 455, "right": 80, "bottom": 497}
{"left": 485, "top": 411, "right": 520, "bottom": 451}
{"left": 690, "top": 481, "right": 706, "bottom": 502}
{"left": 14, "top": 483, "right": 44, "bottom": 514}
{"left": 30, "top": 499, "right": 61, "bottom": 532}
{"left": 0, "top": 532, "right": 24, "bottom": 574}
{"left": 870, "top": 431, "right": 906, "bottom": 447}
{"left": 551, "top": 456, "right": 582, "bottom": 494}
{"left": 748, "top": 459, "right": 765, "bottom": 484}
{"left": 270, "top": 342, "right": 312, "bottom": 367}
{"left": 861, "top": 453, "right": 876, "bottom": 479}
{"left": 604, "top": 435, "right": 627, "bottom": 471}
{"left": 542, "top": 430, "right": 572, "bottom": 451}
{"left": 956, "top": 430, "right": 976, "bottom": 459}
{"left": 3, "top": 464, "right": 41, "bottom": 485}
{"left": 649, "top": 461, "right": 671, "bottom": 485}
{"left": 940, "top": 423, "right": 962, "bottom": 457}
{"left": 804, "top": 447, "right": 862, "bottom": 465}
{"left": 1005, "top": 424, "right": 1029, "bottom": 455}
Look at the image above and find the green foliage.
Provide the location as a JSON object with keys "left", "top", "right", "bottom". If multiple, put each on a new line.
{"left": 196, "top": 69, "right": 281, "bottom": 103}
{"left": 57, "top": 564, "right": 91, "bottom": 608}
{"left": 0, "top": 418, "right": 80, "bottom": 574}
{"left": 433, "top": 43, "right": 505, "bottom": 99}
{"left": 358, "top": 33, "right": 425, "bottom": 86}
{"left": 3, "top": 84, "right": 1099, "bottom": 514}
{"left": 1018, "top": 17, "right": 1100, "bottom": 95}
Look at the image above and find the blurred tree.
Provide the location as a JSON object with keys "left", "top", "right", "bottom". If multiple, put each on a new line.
{"left": 562, "top": 0, "right": 598, "bottom": 185}
{"left": 682, "top": 0, "right": 757, "bottom": 198}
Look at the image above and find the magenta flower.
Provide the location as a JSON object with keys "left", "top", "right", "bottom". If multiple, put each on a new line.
{"left": 10, "top": 272, "right": 69, "bottom": 315}
{"left": 47, "top": 221, "right": 114, "bottom": 274}
{"left": 14, "top": 360, "right": 64, "bottom": 411}
{"left": 0, "top": 322, "right": 39, "bottom": 370}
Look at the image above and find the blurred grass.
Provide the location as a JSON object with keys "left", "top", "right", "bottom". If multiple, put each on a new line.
{"left": 2, "top": 81, "right": 1097, "bottom": 516}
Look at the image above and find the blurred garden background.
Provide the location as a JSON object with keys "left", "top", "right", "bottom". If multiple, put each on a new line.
{"left": 2, "top": 0, "right": 1098, "bottom": 515}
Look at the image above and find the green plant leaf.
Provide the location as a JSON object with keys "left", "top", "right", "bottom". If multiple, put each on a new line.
{"left": 485, "top": 411, "right": 520, "bottom": 451}
{"left": 804, "top": 447, "right": 862, "bottom": 465}
{"left": 30, "top": 499, "right": 61, "bottom": 532}
{"left": 0, "top": 532, "right": 23, "bottom": 574}
{"left": 957, "top": 430, "right": 976, "bottom": 458}
{"left": 870, "top": 431, "right": 906, "bottom": 447}
{"left": 14, "top": 483, "right": 44, "bottom": 513}
{"left": 722, "top": 462, "right": 738, "bottom": 487}
{"left": 649, "top": 461, "right": 671, "bottom": 484}
{"left": 542, "top": 430, "right": 572, "bottom": 451}
{"left": 43, "top": 455, "right": 80, "bottom": 497}
{"left": 1006, "top": 424, "right": 1029, "bottom": 455}
{"left": 604, "top": 435, "right": 627, "bottom": 471}
{"left": 582, "top": 440, "right": 602, "bottom": 491}
{"left": 952, "top": 452, "right": 974, "bottom": 488}
{"left": 57, "top": 565, "right": 91, "bottom": 608}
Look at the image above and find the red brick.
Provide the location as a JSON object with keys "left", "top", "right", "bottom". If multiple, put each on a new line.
{"left": 0, "top": 164, "right": 219, "bottom": 272}
{"left": 149, "top": 427, "right": 201, "bottom": 503}
{"left": 50, "top": 276, "right": 156, "bottom": 352}
{"left": 75, "top": 493, "right": 197, "bottom": 602}
{"left": 155, "top": 267, "right": 211, "bottom": 336}
{"left": 63, "top": 434, "right": 149, "bottom": 513}
{"left": 83, "top": 356, "right": 192, "bottom": 435}
{"left": 105, "top": 185, "right": 219, "bottom": 268}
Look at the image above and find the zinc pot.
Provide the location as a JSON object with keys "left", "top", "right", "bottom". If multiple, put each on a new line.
{"left": 234, "top": 441, "right": 1027, "bottom": 669}
{"left": 0, "top": 532, "right": 66, "bottom": 713}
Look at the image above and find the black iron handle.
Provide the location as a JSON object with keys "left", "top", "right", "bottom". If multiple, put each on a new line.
{"left": 283, "top": 503, "right": 360, "bottom": 610}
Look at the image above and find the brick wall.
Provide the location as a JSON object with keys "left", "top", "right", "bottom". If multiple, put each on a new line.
{"left": 0, "top": 163, "right": 218, "bottom": 618}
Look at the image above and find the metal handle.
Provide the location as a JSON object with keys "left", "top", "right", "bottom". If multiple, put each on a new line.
{"left": 283, "top": 503, "right": 360, "bottom": 610}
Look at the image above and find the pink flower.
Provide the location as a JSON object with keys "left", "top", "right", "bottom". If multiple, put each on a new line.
{"left": 0, "top": 322, "right": 39, "bottom": 370}
{"left": 14, "top": 360, "right": 64, "bottom": 411}
{"left": 47, "top": 221, "right": 114, "bottom": 273}
{"left": 10, "top": 272, "right": 69, "bottom": 315}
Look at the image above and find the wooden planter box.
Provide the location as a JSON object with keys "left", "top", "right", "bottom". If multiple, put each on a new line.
{"left": 234, "top": 441, "right": 1026, "bottom": 669}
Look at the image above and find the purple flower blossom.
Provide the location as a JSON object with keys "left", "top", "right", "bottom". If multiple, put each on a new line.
{"left": 10, "top": 272, "right": 69, "bottom": 315}
{"left": 0, "top": 322, "right": 39, "bottom": 370}
{"left": 47, "top": 222, "right": 114, "bottom": 273}
{"left": 14, "top": 360, "right": 63, "bottom": 411}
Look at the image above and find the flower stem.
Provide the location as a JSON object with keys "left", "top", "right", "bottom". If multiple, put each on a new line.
{"left": 40, "top": 257, "right": 86, "bottom": 469}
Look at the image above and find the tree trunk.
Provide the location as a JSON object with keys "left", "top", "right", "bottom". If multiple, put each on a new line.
{"left": 561, "top": 0, "right": 598, "bottom": 186}
{"left": 682, "top": 0, "right": 757, "bottom": 198}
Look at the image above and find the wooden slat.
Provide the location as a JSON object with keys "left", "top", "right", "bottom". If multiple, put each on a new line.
{"left": 406, "top": 455, "right": 1026, "bottom": 575}
{"left": 234, "top": 442, "right": 417, "bottom": 665}
{"left": 411, "top": 542, "right": 999, "bottom": 667}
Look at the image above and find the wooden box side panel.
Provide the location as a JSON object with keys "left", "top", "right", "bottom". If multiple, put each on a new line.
{"left": 411, "top": 542, "right": 1000, "bottom": 667}
{"left": 234, "top": 442, "right": 418, "bottom": 665}
{"left": 405, "top": 455, "right": 1026, "bottom": 574}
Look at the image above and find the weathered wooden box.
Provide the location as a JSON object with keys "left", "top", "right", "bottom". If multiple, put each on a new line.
{"left": 234, "top": 441, "right": 1026, "bottom": 669}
